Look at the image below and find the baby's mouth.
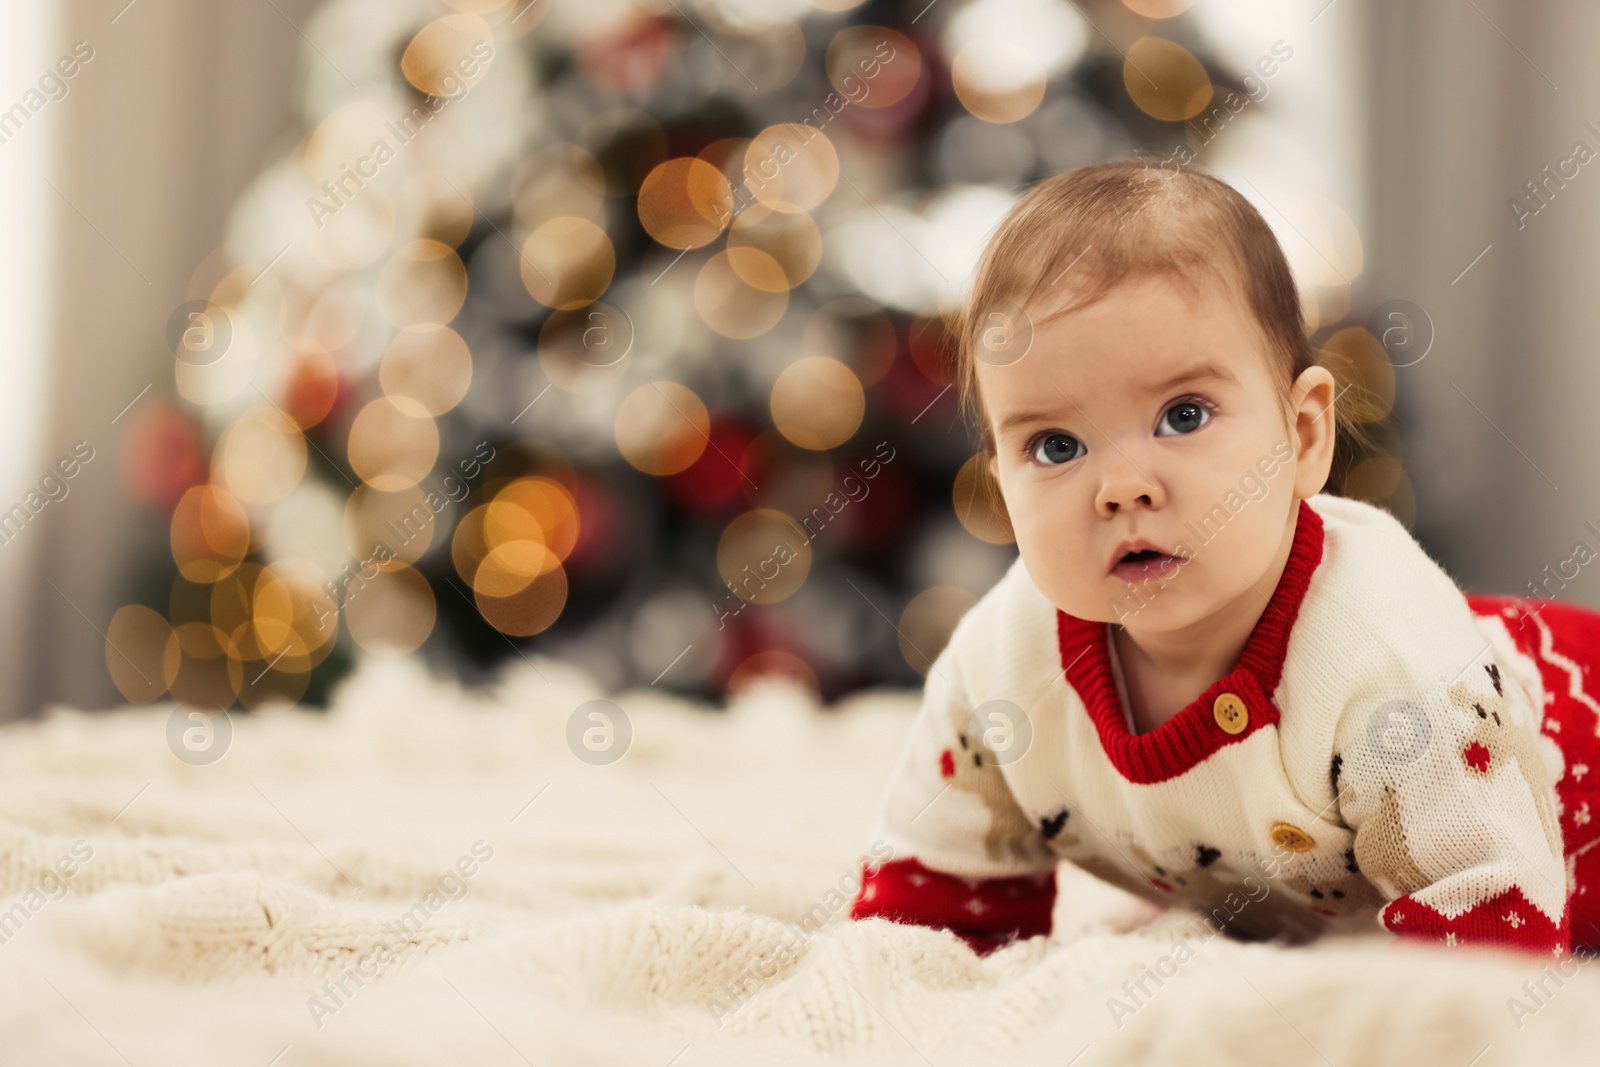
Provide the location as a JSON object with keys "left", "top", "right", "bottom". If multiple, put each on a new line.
{"left": 1109, "top": 548, "right": 1179, "bottom": 583}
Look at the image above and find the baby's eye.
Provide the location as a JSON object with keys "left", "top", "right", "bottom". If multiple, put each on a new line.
{"left": 1028, "top": 432, "right": 1084, "bottom": 466}
{"left": 1156, "top": 398, "right": 1213, "bottom": 437}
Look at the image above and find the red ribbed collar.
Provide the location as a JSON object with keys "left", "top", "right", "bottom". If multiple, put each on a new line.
{"left": 1055, "top": 498, "right": 1326, "bottom": 784}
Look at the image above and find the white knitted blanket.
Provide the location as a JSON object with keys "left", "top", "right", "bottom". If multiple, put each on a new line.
{"left": 0, "top": 655, "right": 1594, "bottom": 1065}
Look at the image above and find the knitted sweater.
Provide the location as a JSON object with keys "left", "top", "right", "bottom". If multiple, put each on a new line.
{"left": 850, "top": 493, "right": 1600, "bottom": 958}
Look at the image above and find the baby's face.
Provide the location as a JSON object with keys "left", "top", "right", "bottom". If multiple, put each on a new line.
{"left": 978, "top": 271, "right": 1304, "bottom": 635}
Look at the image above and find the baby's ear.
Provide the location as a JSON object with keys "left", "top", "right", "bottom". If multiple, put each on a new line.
{"left": 987, "top": 451, "right": 999, "bottom": 480}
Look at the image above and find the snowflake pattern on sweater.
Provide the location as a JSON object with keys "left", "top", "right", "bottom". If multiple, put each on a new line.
{"left": 850, "top": 494, "right": 1600, "bottom": 958}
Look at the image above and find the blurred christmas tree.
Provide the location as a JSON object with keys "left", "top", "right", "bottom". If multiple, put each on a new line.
{"left": 104, "top": 0, "right": 1386, "bottom": 711}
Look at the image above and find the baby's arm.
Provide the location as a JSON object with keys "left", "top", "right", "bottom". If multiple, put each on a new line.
{"left": 849, "top": 637, "right": 1059, "bottom": 956}
{"left": 1332, "top": 660, "right": 1569, "bottom": 956}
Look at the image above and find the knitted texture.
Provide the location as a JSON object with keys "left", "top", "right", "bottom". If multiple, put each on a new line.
{"left": 852, "top": 494, "right": 1591, "bottom": 960}
{"left": 3, "top": 641, "right": 1600, "bottom": 1063}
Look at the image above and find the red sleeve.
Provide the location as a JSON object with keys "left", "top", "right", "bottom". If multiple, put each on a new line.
{"left": 1380, "top": 887, "right": 1568, "bottom": 956}
{"left": 849, "top": 856, "right": 1056, "bottom": 956}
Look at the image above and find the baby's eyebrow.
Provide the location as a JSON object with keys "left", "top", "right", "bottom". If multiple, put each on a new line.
{"left": 1145, "top": 361, "right": 1236, "bottom": 393}
{"left": 994, "top": 362, "right": 1236, "bottom": 436}
{"left": 996, "top": 409, "right": 1059, "bottom": 435}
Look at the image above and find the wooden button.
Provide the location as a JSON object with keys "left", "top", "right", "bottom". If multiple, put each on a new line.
{"left": 1212, "top": 692, "right": 1249, "bottom": 734}
{"left": 1270, "top": 822, "right": 1316, "bottom": 852}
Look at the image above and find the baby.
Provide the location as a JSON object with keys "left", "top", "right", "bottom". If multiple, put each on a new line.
{"left": 848, "top": 159, "right": 1600, "bottom": 958}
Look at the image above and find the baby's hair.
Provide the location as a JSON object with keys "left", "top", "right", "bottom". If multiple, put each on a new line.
{"left": 957, "top": 157, "right": 1363, "bottom": 459}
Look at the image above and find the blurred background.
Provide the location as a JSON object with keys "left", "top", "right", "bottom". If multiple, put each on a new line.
{"left": 0, "top": 0, "right": 1583, "bottom": 721}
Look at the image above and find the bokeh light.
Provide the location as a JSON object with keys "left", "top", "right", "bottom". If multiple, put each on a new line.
{"left": 380, "top": 324, "right": 474, "bottom": 416}
{"left": 695, "top": 250, "right": 789, "bottom": 338}
{"left": 825, "top": 27, "right": 920, "bottom": 109}
{"left": 743, "top": 124, "right": 839, "bottom": 213}
{"left": 400, "top": 14, "right": 494, "bottom": 98}
{"left": 770, "top": 357, "right": 865, "bottom": 450}
{"left": 105, "top": 606, "right": 181, "bottom": 704}
{"left": 953, "top": 453, "right": 1015, "bottom": 544}
{"left": 615, "top": 382, "right": 711, "bottom": 475}
{"left": 252, "top": 559, "right": 339, "bottom": 669}
{"left": 637, "top": 158, "right": 735, "bottom": 250}
{"left": 216, "top": 408, "right": 307, "bottom": 506}
{"left": 952, "top": 40, "right": 1047, "bottom": 123}
{"left": 728, "top": 205, "right": 822, "bottom": 290}
{"left": 348, "top": 396, "right": 441, "bottom": 491}
{"left": 716, "top": 508, "right": 812, "bottom": 605}
{"left": 345, "top": 485, "right": 436, "bottom": 564}
{"left": 1124, "top": 37, "right": 1213, "bottom": 122}
{"left": 520, "top": 216, "right": 616, "bottom": 310}
{"left": 345, "top": 562, "right": 437, "bottom": 654}
{"left": 1321, "top": 327, "right": 1396, "bottom": 424}
{"left": 475, "top": 563, "right": 568, "bottom": 636}
{"left": 377, "top": 239, "right": 469, "bottom": 327}
{"left": 898, "top": 585, "right": 979, "bottom": 674}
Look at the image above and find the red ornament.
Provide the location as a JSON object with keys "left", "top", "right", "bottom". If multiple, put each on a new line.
{"left": 665, "top": 416, "right": 757, "bottom": 512}
{"left": 119, "top": 400, "right": 206, "bottom": 509}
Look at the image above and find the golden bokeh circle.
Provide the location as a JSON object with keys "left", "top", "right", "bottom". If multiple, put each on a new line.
{"left": 348, "top": 396, "right": 440, "bottom": 491}
{"left": 825, "top": 27, "right": 920, "bottom": 110}
{"left": 345, "top": 562, "right": 437, "bottom": 654}
{"left": 728, "top": 205, "right": 822, "bottom": 290}
{"left": 716, "top": 509, "right": 812, "bottom": 606}
{"left": 475, "top": 563, "right": 568, "bottom": 636}
{"left": 252, "top": 559, "right": 339, "bottom": 664}
{"left": 953, "top": 453, "right": 1015, "bottom": 544}
{"left": 400, "top": 14, "right": 494, "bottom": 98}
{"left": 487, "top": 476, "right": 580, "bottom": 565}
{"left": 379, "top": 324, "right": 473, "bottom": 416}
{"left": 1321, "top": 327, "right": 1396, "bottom": 424}
{"left": 1124, "top": 37, "right": 1213, "bottom": 122}
{"left": 897, "top": 585, "right": 980, "bottom": 675}
{"left": 743, "top": 124, "right": 839, "bottom": 213}
{"left": 694, "top": 250, "right": 789, "bottom": 339}
{"left": 770, "top": 357, "right": 865, "bottom": 451}
{"left": 614, "top": 381, "right": 711, "bottom": 475}
{"left": 344, "top": 484, "right": 435, "bottom": 564}
{"left": 472, "top": 540, "right": 556, "bottom": 598}
{"left": 952, "top": 40, "right": 1047, "bottom": 124}
{"left": 637, "top": 157, "right": 735, "bottom": 250}
{"left": 519, "top": 216, "right": 616, "bottom": 310}
{"left": 376, "top": 239, "right": 468, "bottom": 327}
{"left": 106, "top": 605, "right": 181, "bottom": 704}
{"left": 216, "top": 408, "right": 307, "bottom": 506}
{"left": 170, "top": 485, "right": 251, "bottom": 583}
